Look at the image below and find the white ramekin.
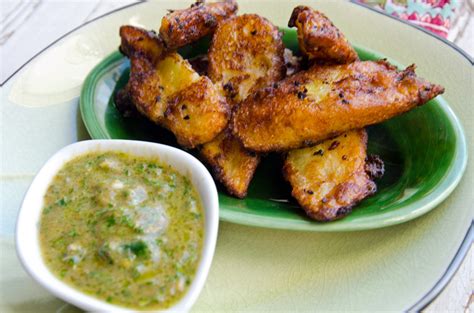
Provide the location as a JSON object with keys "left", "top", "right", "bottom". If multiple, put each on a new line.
{"left": 16, "top": 139, "right": 219, "bottom": 312}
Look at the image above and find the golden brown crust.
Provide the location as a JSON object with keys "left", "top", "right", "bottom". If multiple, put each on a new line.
{"left": 119, "top": 26, "right": 167, "bottom": 122}
{"left": 159, "top": 0, "right": 238, "bottom": 49}
{"left": 119, "top": 25, "right": 164, "bottom": 63}
{"left": 232, "top": 60, "right": 444, "bottom": 152}
{"left": 162, "top": 77, "right": 230, "bottom": 148}
{"left": 284, "top": 9, "right": 381, "bottom": 221}
{"left": 288, "top": 6, "right": 358, "bottom": 64}
{"left": 127, "top": 57, "right": 166, "bottom": 123}
{"left": 208, "top": 14, "right": 286, "bottom": 107}
{"left": 199, "top": 14, "right": 285, "bottom": 197}
{"left": 283, "top": 129, "right": 376, "bottom": 221}
{"left": 126, "top": 52, "right": 200, "bottom": 124}
{"left": 120, "top": 25, "right": 229, "bottom": 146}
{"left": 199, "top": 130, "right": 260, "bottom": 198}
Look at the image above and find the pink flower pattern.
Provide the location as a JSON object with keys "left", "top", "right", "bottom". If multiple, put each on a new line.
{"left": 358, "top": 0, "right": 459, "bottom": 38}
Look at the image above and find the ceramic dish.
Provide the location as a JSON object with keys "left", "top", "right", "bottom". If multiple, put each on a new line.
{"left": 2, "top": 1, "right": 472, "bottom": 311}
{"left": 15, "top": 140, "right": 219, "bottom": 312}
{"left": 80, "top": 29, "right": 467, "bottom": 232}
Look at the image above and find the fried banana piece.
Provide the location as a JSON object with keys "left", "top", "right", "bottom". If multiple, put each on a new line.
{"left": 119, "top": 25, "right": 229, "bottom": 148}
{"left": 208, "top": 14, "right": 285, "bottom": 107}
{"left": 120, "top": 25, "right": 164, "bottom": 63}
{"left": 127, "top": 51, "right": 200, "bottom": 123}
{"left": 286, "top": 8, "right": 381, "bottom": 221}
{"left": 200, "top": 130, "right": 260, "bottom": 198}
{"left": 232, "top": 60, "right": 444, "bottom": 152}
{"left": 156, "top": 55, "right": 229, "bottom": 148}
{"left": 119, "top": 25, "right": 172, "bottom": 122}
{"left": 200, "top": 135, "right": 259, "bottom": 198}
{"left": 162, "top": 77, "right": 229, "bottom": 148}
{"left": 126, "top": 57, "right": 164, "bottom": 123}
{"left": 159, "top": 0, "right": 238, "bottom": 49}
{"left": 200, "top": 14, "right": 285, "bottom": 198}
{"left": 130, "top": 54, "right": 228, "bottom": 147}
{"left": 288, "top": 6, "right": 358, "bottom": 64}
{"left": 283, "top": 129, "right": 375, "bottom": 221}
{"left": 119, "top": 26, "right": 167, "bottom": 121}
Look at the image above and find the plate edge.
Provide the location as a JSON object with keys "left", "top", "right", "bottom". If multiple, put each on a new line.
{"left": 407, "top": 222, "right": 474, "bottom": 311}
{"left": 4, "top": 0, "right": 472, "bottom": 310}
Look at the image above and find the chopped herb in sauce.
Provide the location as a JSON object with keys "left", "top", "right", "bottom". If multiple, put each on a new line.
{"left": 39, "top": 152, "right": 204, "bottom": 310}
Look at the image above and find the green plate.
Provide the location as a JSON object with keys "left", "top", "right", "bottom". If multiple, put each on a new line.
{"left": 80, "top": 28, "right": 467, "bottom": 231}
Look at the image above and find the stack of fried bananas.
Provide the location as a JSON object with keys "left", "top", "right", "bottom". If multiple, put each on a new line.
{"left": 115, "top": 1, "right": 444, "bottom": 221}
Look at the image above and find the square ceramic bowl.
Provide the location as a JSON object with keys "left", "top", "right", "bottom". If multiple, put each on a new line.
{"left": 15, "top": 139, "right": 219, "bottom": 312}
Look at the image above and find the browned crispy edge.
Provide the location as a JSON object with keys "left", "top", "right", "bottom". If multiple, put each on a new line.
{"left": 288, "top": 5, "right": 358, "bottom": 64}
{"left": 159, "top": 0, "right": 238, "bottom": 49}
{"left": 231, "top": 61, "right": 445, "bottom": 153}
{"left": 199, "top": 130, "right": 261, "bottom": 198}
{"left": 282, "top": 131, "right": 379, "bottom": 221}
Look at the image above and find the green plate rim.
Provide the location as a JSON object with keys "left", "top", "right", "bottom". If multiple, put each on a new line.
{"left": 80, "top": 47, "right": 467, "bottom": 232}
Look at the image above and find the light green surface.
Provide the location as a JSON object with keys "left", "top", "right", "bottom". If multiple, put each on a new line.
{"left": 1, "top": 1, "right": 473, "bottom": 311}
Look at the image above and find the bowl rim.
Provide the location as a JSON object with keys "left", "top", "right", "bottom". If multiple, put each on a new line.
{"left": 15, "top": 139, "right": 219, "bottom": 312}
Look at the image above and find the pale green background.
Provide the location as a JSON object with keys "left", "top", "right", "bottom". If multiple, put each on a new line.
{"left": 1, "top": 1, "right": 472, "bottom": 311}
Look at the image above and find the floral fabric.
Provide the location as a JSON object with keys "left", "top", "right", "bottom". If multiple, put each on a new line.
{"left": 358, "top": 0, "right": 460, "bottom": 38}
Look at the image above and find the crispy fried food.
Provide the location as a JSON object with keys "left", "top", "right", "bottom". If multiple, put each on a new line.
{"left": 286, "top": 6, "right": 374, "bottom": 220}
{"left": 126, "top": 57, "right": 165, "bottom": 123}
{"left": 288, "top": 6, "right": 358, "bottom": 64}
{"left": 162, "top": 77, "right": 229, "bottom": 148}
{"left": 126, "top": 50, "right": 201, "bottom": 124}
{"left": 232, "top": 60, "right": 444, "bottom": 152}
{"left": 120, "top": 26, "right": 194, "bottom": 122}
{"left": 208, "top": 14, "right": 285, "bottom": 107}
{"left": 119, "top": 25, "right": 229, "bottom": 148}
{"left": 119, "top": 26, "right": 167, "bottom": 122}
{"left": 120, "top": 25, "right": 164, "bottom": 63}
{"left": 199, "top": 14, "right": 285, "bottom": 198}
{"left": 159, "top": 0, "right": 238, "bottom": 49}
{"left": 283, "top": 129, "right": 376, "bottom": 221}
{"left": 200, "top": 130, "right": 260, "bottom": 198}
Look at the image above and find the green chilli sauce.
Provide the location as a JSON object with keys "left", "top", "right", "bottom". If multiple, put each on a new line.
{"left": 39, "top": 151, "right": 204, "bottom": 310}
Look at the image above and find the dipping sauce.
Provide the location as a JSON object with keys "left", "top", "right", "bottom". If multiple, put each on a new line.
{"left": 39, "top": 151, "right": 204, "bottom": 310}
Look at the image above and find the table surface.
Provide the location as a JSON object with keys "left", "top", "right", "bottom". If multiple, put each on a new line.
{"left": 1, "top": 0, "right": 472, "bottom": 311}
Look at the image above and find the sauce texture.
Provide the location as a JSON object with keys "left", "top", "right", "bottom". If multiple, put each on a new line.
{"left": 39, "top": 151, "right": 204, "bottom": 310}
